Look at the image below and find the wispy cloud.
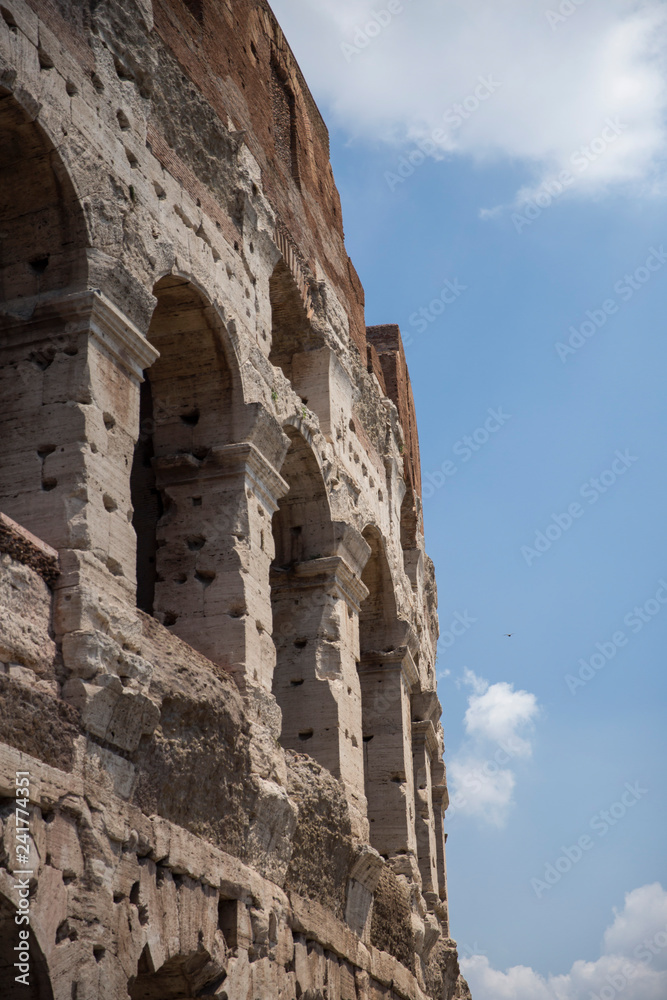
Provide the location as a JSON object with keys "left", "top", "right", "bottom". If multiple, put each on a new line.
{"left": 271, "top": 0, "right": 667, "bottom": 206}
{"left": 447, "top": 669, "right": 540, "bottom": 826}
{"left": 463, "top": 883, "right": 667, "bottom": 1000}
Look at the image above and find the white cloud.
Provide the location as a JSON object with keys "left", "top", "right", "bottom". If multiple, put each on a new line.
{"left": 447, "top": 670, "right": 539, "bottom": 826}
{"left": 270, "top": 0, "right": 667, "bottom": 206}
{"left": 462, "top": 883, "right": 667, "bottom": 1000}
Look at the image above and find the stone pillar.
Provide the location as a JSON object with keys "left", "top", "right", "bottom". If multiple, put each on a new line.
{"left": 412, "top": 720, "right": 440, "bottom": 897}
{"left": 431, "top": 759, "right": 451, "bottom": 936}
{"left": 0, "top": 288, "right": 158, "bottom": 622}
{"left": 271, "top": 550, "right": 370, "bottom": 837}
{"left": 359, "top": 647, "right": 418, "bottom": 860}
{"left": 151, "top": 440, "right": 287, "bottom": 694}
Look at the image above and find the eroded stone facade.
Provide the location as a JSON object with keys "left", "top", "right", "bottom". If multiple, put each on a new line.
{"left": 0, "top": 1, "right": 471, "bottom": 997}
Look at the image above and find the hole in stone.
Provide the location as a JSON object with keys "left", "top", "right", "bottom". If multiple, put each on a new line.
{"left": 173, "top": 573, "right": 187, "bottom": 584}
{"left": 293, "top": 638, "right": 307, "bottom": 649}
{"left": 0, "top": 5, "right": 17, "bottom": 30}
{"left": 290, "top": 679, "right": 304, "bottom": 687}
{"left": 125, "top": 148, "right": 138, "bottom": 169}
{"left": 195, "top": 570, "right": 215, "bottom": 587}
{"left": 391, "top": 775, "right": 403, "bottom": 784}
{"left": 91, "top": 72, "right": 105, "bottom": 92}
{"left": 103, "top": 412, "right": 116, "bottom": 430}
{"left": 298, "top": 729, "right": 314, "bottom": 741}
{"left": 163, "top": 612, "right": 179, "bottom": 627}
{"left": 191, "top": 446, "right": 210, "bottom": 461}
{"left": 186, "top": 535, "right": 205, "bottom": 551}
{"left": 113, "top": 891, "right": 124, "bottom": 903}
{"left": 180, "top": 408, "right": 200, "bottom": 426}
{"left": 117, "top": 109, "right": 130, "bottom": 130}
{"left": 191, "top": 496, "right": 202, "bottom": 506}
{"left": 93, "top": 946, "right": 105, "bottom": 963}
{"left": 38, "top": 48, "right": 54, "bottom": 70}
{"left": 113, "top": 56, "right": 133, "bottom": 82}
{"left": 153, "top": 181, "right": 166, "bottom": 200}
{"left": 363, "top": 734, "right": 374, "bottom": 743}
{"left": 349, "top": 419, "right": 356, "bottom": 433}
{"left": 228, "top": 606, "right": 246, "bottom": 619}
{"left": 65, "top": 79, "right": 78, "bottom": 96}
{"left": 37, "top": 444, "right": 56, "bottom": 459}
{"left": 42, "top": 478, "right": 57, "bottom": 491}
{"left": 129, "top": 882, "right": 140, "bottom": 905}
{"left": 29, "top": 255, "right": 49, "bottom": 274}
{"left": 103, "top": 494, "right": 118, "bottom": 512}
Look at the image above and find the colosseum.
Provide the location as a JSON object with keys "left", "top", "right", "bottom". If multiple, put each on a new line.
{"left": 0, "top": 2, "right": 471, "bottom": 998}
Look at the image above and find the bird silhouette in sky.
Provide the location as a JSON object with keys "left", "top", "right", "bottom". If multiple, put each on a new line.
{"left": 504, "top": 633, "right": 513, "bottom": 637}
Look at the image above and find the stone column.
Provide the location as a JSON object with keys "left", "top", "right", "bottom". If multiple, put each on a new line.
{"left": 151, "top": 440, "right": 288, "bottom": 695}
{"left": 0, "top": 288, "right": 158, "bottom": 626}
{"left": 412, "top": 720, "right": 441, "bottom": 899}
{"left": 358, "top": 647, "right": 419, "bottom": 860}
{"left": 431, "top": 759, "right": 451, "bottom": 936}
{"left": 271, "top": 550, "right": 370, "bottom": 837}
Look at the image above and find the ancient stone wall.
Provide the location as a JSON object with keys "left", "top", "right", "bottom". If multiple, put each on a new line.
{"left": 0, "top": 1, "right": 470, "bottom": 997}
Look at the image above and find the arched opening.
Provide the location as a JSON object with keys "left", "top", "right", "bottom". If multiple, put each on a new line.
{"left": 270, "top": 427, "right": 341, "bottom": 767}
{"left": 0, "top": 87, "right": 87, "bottom": 306}
{"left": 130, "top": 276, "right": 240, "bottom": 663}
{"left": 268, "top": 258, "right": 318, "bottom": 383}
{"left": 0, "top": 892, "right": 54, "bottom": 999}
{"left": 358, "top": 527, "right": 417, "bottom": 858}
{"left": 0, "top": 90, "right": 88, "bottom": 547}
{"left": 129, "top": 945, "right": 224, "bottom": 999}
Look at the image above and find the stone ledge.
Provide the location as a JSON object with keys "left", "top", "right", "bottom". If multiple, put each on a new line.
{"left": 0, "top": 511, "right": 59, "bottom": 585}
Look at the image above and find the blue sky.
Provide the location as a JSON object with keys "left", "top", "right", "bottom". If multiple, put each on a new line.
{"left": 270, "top": 2, "right": 667, "bottom": 996}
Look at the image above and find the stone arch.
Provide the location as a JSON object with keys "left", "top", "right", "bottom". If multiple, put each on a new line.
{"left": 358, "top": 526, "right": 418, "bottom": 859}
{"left": 268, "top": 255, "right": 318, "bottom": 384}
{"left": 0, "top": 890, "right": 54, "bottom": 1000}
{"left": 0, "top": 86, "right": 88, "bottom": 307}
{"left": 0, "top": 88, "right": 91, "bottom": 548}
{"left": 128, "top": 945, "right": 224, "bottom": 1000}
{"left": 130, "top": 274, "right": 249, "bottom": 666}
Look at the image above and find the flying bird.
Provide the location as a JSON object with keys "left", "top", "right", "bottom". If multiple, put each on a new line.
{"left": 504, "top": 633, "right": 513, "bottom": 637}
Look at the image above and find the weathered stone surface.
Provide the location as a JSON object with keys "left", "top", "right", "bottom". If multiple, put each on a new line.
{"left": 0, "top": 0, "right": 470, "bottom": 997}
